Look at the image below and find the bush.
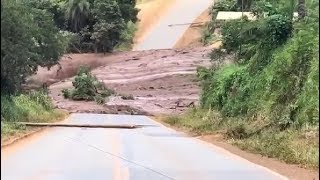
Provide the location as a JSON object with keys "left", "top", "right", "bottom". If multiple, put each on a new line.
{"left": 62, "top": 88, "right": 71, "bottom": 99}
{"left": 174, "top": 0, "right": 319, "bottom": 168}
{"left": 1, "top": 95, "right": 28, "bottom": 122}
{"left": 220, "top": 14, "right": 292, "bottom": 63}
{"left": 101, "top": 89, "right": 115, "bottom": 97}
{"left": 201, "top": 27, "right": 214, "bottom": 45}
{"left": 62, "top": 66, "right": 114, "bottom": 103}
{"left": 28, "top": 90, "right": 54, "bottom": 110}
{"left": 1, "top": 91, "right": 64, "bottom": 123}
{"left": 199, "top": 0, "right": 318, "bottom": 127}
{"left": 94, "top": 95, "right": 106, "bottom": 104}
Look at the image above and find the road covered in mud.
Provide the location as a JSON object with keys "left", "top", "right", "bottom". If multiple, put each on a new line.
{"left": 29, "top": 47, "right": 213, "bottom": 115}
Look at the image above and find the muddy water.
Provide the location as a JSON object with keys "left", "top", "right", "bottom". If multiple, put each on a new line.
{"left": 38, "top": 47, "right": 213, "bottom": 115}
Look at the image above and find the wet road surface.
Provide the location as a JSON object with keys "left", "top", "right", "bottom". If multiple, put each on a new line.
{"left": 2, "top": 113, "right": 288, "bottom": 180}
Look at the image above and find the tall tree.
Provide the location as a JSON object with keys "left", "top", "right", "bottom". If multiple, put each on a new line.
{"left": 1, "top": 0, "right": 65, "bottom": 93}
{"left": 91, "top": 0, "right": 125, "bottom": 53}
{"left": 66, "top": 0, "right": 90, "bottom": 32}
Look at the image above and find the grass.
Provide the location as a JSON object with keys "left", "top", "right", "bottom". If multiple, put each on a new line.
{"left": 231, "top": 127, "right": 319, "bottom": 168}
{"left": 1, "top": 91, "right": 68, "bottom": 143}
{"left": 1, "top": 122, "right": 29, "bottom": 142}
{"left": 186, "top": 0, "right": 319, "bottom": 171}
{"left": 164, "top": 108, "right": 319, "bottom": 169}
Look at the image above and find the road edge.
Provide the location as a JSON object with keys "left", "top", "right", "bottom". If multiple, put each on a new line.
{"left": 1, "top": 127, "right": 45, "bottom": 148}
{"left": 148, "top": 116, "right": 289, "bottom": 180}
{"left": 1, "top": 113, "right": 70, "bottom": 148}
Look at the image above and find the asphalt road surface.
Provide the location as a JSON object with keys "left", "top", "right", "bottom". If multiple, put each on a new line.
{"left": 135, "top": 0, "right": 213, "bottom": 50}
{"left": 2, "top": 114, "right": 288, "bottom": 180}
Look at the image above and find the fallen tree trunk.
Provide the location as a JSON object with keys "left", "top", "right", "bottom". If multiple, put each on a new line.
{"left": 17, "top": 122, "right": 142, "bottom": 129}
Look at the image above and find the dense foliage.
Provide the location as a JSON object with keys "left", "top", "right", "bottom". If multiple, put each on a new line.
{"left": 1, "top": 0, "right": 138, "bottom": 93}
{"left": 198, "top": 0, "right": 318, "bottom": 127}
{"left": 62, "top": 67, "right": 114, "bottom": 104}
{"left": 65, "top": 0, "right": 138, "bottom": 53}
{"left": 1, "top": 0, "right": 66, "bottom": 93}
{"left": 1, "top": 0, "right": 138, "bottom": 137}
{"left": 167, "top": 0, "right": 319, "bottom": 168}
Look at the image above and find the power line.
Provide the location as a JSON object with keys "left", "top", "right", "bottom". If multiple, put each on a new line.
{"left": 65, "top": 136, "right": 175, "bottom": 180}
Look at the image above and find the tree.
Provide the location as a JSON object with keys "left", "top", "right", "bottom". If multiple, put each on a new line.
{"left": 1, "top": 0, "right": 65, "bottom": 93}
{"left": 66, "top": 0, "right": 90, "bottom": 32}
{"left": 297, "top": 0, "right": 306, "bottom": 20}
{"left": 22, "top": 0, "right": 68, "bottom": 30}
{"left": 117, "top": 0, "right": 139, "bottom": 23}
{"left": 91, "top": 0, "right": 125, "bottom": 53}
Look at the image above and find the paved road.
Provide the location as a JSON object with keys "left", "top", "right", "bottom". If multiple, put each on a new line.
{"left": 2, "top": 114, "right": 288, "bottom": 180}
{"left": 135, "top": 0, "right": 213, "bottom": 50}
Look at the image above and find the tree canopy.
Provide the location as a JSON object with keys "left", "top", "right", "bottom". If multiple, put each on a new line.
{"left": 1, "top": 0, "right": 65, "bottom": 93}
{"left": 1, "top": 0, "right": 139, "bottom": 93}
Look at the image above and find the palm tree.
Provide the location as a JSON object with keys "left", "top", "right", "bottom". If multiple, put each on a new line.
{"left": 66, "top": 0, "right": 90, "bottom": 32}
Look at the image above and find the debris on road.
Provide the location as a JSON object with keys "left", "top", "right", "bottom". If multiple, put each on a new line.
{"left": 17, "top": 122, "right": 149, "bottom": 129}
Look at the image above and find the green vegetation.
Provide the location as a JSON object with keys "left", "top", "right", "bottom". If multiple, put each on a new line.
{"left": 201, "top": 0, "right": 318, "bottom": 127}
{"left": 1, "top": 0, "right": 71, "bottom": 142}
{"left": 1, "top": 91, "right": 67, "bottom": 141}
{"left": 1, "top": 0, "right": 66, "bottom": 93}
{"left": 1, "top": 0, "right": 136, "bottom": 141}
{"left": 0, "top": 0, "right": 138, "bottom": 144}
{"left": 1, "top": 122, "right": 29, "bottom": 142}
{"left": 202, "top": 0, "right": 298, "bottom": 45}
{"left": 168, "top": 0, "right": 319, "bottom": 169}
{"left": 62, "top": 66, "right": 114, "bottom": 104}
{"left": 65, "top": 0, "right": 139, "bottom": 53}
{"left": 6, "top": 0, "right": 138, "bottom": 54}
{"left": 115, "top": 21, "right": 138, "bottom": 51}
{"left": 165, "top": 108, "right": 318, "bottom": 168}
{"left": 201, "top": 0, "right": 242, "bottom": 45}
{"left": 1, "top": 0, "right": 139, "bottom": 93}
